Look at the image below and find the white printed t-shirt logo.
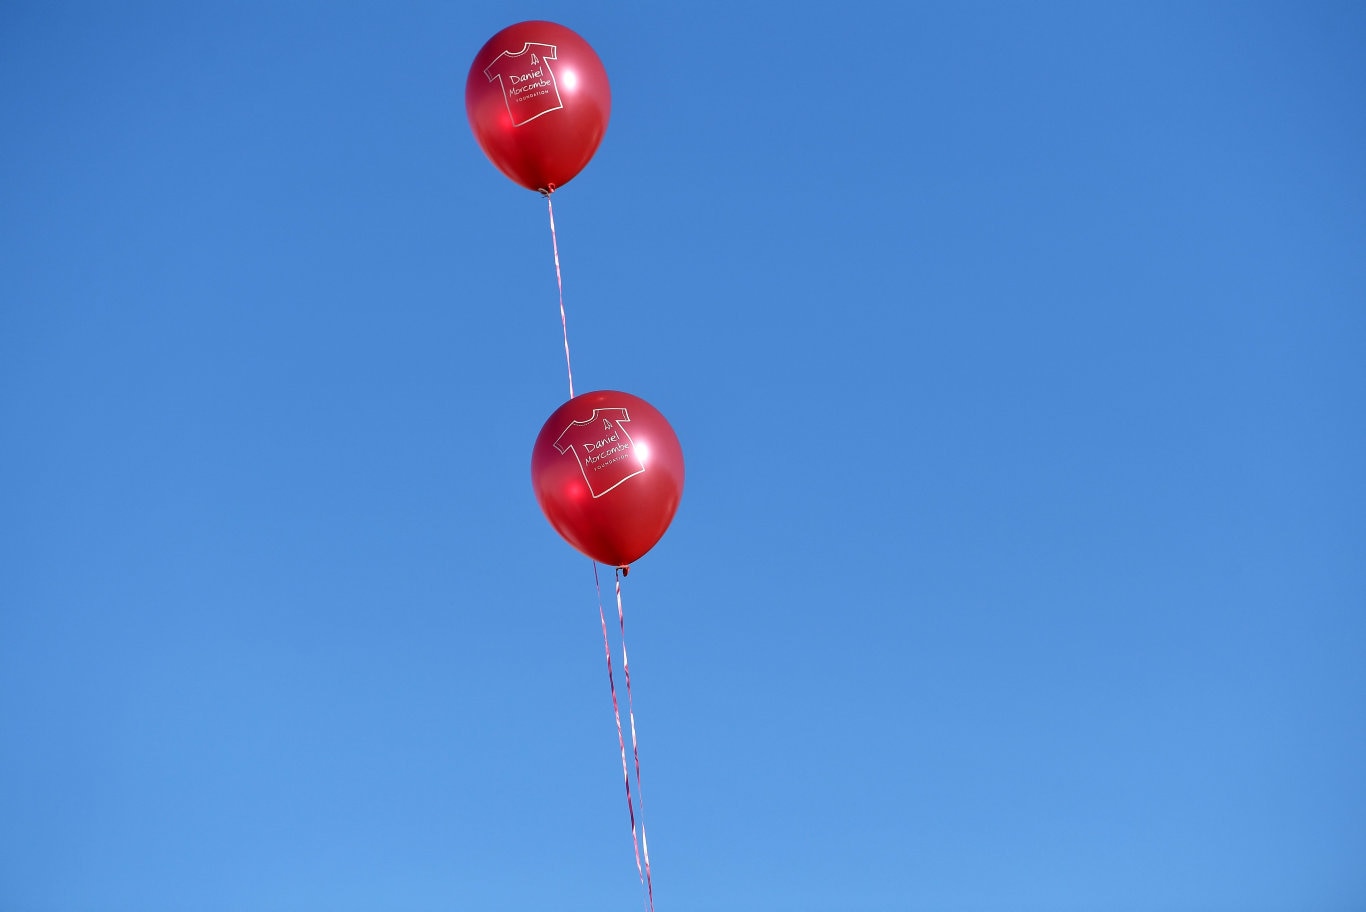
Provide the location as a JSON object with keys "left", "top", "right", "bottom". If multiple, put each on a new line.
{"left": 554, "top": 408, "right": 646, "bottom": 498}
{"left": 483, "top": 42, "right": 564, "bottom": 126}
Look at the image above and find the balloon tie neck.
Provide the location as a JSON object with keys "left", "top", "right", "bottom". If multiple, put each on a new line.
{"left": 539, "top": 182, "right": 557, "bottom": 197}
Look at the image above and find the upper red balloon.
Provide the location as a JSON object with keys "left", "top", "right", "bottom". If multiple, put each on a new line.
{"left": 465, "top": 21, "right": 611, "bottom": 193}
{"left": 532, "top": 391, "right": 685, "bottom": 570}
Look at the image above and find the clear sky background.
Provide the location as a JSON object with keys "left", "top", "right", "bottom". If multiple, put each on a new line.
{"left": 2, "top": 3, "right": 1363, "bottom": 911}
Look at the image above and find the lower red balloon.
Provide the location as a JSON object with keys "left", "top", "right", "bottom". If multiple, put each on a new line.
{"left": 532, "top": 391, "right": 684, "bottom": 569}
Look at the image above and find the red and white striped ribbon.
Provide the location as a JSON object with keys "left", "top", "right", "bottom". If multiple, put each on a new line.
{"left": 616, "top": 568, "right": 655, "bottom": 912}
{"left": 545, "top": 193, "right": 575, "bottom": 399}
{"left": 594, "top": 563, "right": 647, "bottom": 901}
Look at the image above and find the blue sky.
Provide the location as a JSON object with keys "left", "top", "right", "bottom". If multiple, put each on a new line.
{"left": 2, "top": 2, "right": 1363, "bottom": 910}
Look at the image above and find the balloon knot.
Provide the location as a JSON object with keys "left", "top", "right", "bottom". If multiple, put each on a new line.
{"left": 619, "top": 565, "right": 630, "bottom": 577}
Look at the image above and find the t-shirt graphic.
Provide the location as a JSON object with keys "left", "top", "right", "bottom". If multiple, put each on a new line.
{"left": 553, "top": 408, "right": 646, "bottom": 498}
{"left": 483, "top": 42, "right": 563, "bottom": 126}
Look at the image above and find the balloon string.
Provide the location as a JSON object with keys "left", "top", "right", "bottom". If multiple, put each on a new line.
{"left": 594, "top": 562, "right": 646, "bottom": 897}
{"left": 547, "top": 195, "right": 575, "bottom": 399}
{"left": 616, "top": 569, "right": 655, "bottom": 912}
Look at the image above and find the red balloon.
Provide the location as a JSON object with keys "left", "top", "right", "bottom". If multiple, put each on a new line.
{"left": 465, "top": 21, "right": 611, "bottom": 193}
{"left": 532, "top": 391, "right": 684, "bottom": 569}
